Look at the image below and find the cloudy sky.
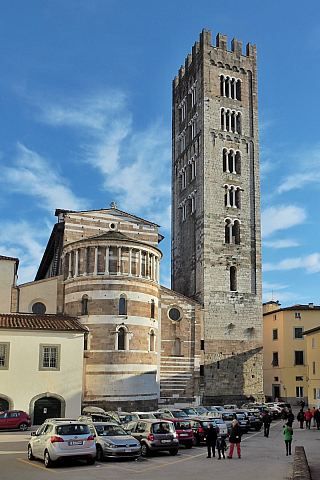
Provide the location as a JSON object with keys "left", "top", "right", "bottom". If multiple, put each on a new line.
{"left": 0, "top": 0, "right": 319, "bottom": 306}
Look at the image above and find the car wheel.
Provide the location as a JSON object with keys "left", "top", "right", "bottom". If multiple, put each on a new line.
{"left": 19, "top": 422, "right": 28, "bottom": 431}
{"left": 96, "top": 445, "right": 104, "bottom": 461}
{"left": 87, "top": 457, "right": 96, "bottom": 465}
{"left": 194, "top": 436, "right": 200, "bottom": 446}
{"left": 27, "top": 445, "right": 34, "bottom": 460}
{"left": 141, "top": 443, "right": 150, "bottom": 457}
{"left": 185, "top": 444, "right": 193, "bottom": 449}
{"left": 44, "top": 450, "right": 54, "bottom": 468}
{"left": 169, "top": 449, "right": 179, "bottom": 456}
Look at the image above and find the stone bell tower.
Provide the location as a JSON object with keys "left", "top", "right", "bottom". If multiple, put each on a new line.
{"left": 171, "top": 29, "right": 263, "bottom": 404}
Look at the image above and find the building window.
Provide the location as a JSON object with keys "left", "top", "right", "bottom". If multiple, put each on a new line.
{"left": 223, "top": 149, "right": 241, "bottom": 174}
{"left": 294, "top": 350, "right": 304, "bottom": 366}
{"left": 188, "top": 113, "right": 198, "bottom": 140}
{"left": 180, "top": 168, "right": 187, "bottom": 190}
{"left": 117, "top": 327, "right": 126, "bottom": 350}
{"left": 189, "top": 81, "right": 197, "bottom": 107}
{"left": 220, "top": 75, "right": 241, "bottom": 100}
{"left": 224, "top": 185, "right": 240, "bottom": 209}
{"left": 189, "top": 155, "right": 197, "bottom": 180}
{"left": 201, "top": 340, "right": 204, "bottom": 350}
{"left": 168, "top": 307, "right": 182, "bottom": 322}
{"left": 220, "top": 108, "right": 241, "bottom": 134}
{"left": 0, "top": 343, "right": 10, "bottom": 370}
{"left": 312, "top": 361, "right": 316, "bottom": 375}
{"left": 294, "top": 327, "right": 303, "bottom": 339}
{"left": 180, "top": 201, "right": 187, "bottom": 221}
{"left": 272, "top": 352, "right": 279, "bottom": 367}
{"left": 314, "top": 388, "right": 317, "bottom": 400}
{"left": 273, "top": 329, "right": 278, "bottom": 341}
{"left": 151, "top": 300, "right": 155, "bottom": 319}
{"left": 149, "top": 329, "right": 155, "bottom": 352}
{"left": 312, "top": 337, "right": 315, "bottom": 348}
{"left": 296, "top": 376, "right": 303, "bottom": 381}
{"left": 178, "top": 98, "right": 186, "bottom": 122}
{"left": 32, "top": 302, "right": 46, "bottom": 314}
{"left": 39, "top": 345, "right": 60, "bottom": 371}
{"left": 274, "top": 377, "right": 279, "bottom": 382}
{"left": 81, "top": 295, "right": 89, "bottom": 315}
{"left": 200, "top": 364, "right": 204, "bottom": 376}
{"left": 230, "top": 266, "right": 237, "bottom": 291}
{"left": 119, "top": 296, "right": 127, "bottom": 315}
{"left": 225, "top": 219, "right": 240, "bottom": 244}
{"left": 295, "top": 312, "right": 301, "bottom": 319}
{"left": 296, "top": 386, "right": 304, "bottom": 398}
{"left": 273, "top": 314, "right": 277, "bottom": 321}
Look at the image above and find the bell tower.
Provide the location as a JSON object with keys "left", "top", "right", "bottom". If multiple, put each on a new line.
{"left": 171, "top": 29, "right": 263, "bottom": 403}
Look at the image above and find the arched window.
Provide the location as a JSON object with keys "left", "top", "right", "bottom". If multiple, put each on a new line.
{"left": 119, "top": 295, "right": 127, "bottom": 315}
{"left": 118, "top": 327, "right": 125, "bottom": 350}
{"left": 230, "top": 266, "right": 237, "bottom": 291}
{"left": 151, "top": 300, "right": 155, "bottom": 319}
{"left": 81, "top": 295, "right": 89, "bottom": 315}
{"left": 233, "top": 220, "right": 240, "bottom": 244}
{"left": 225, "top": 219, "right": 232, "bottom": 243}
{"left": 149, "top": 329, "right": 155, "bottom": 352}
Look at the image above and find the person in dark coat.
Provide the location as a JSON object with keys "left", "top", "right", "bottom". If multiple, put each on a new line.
{"left": 216, "top": 434, "right": 227, "bottom": 459}
{"left": 300, "top": 399, "right": 305, "bottom": 410}
{"left": 262, "top": 411, "right": 272, "bottom": 437}
{"left": 205, "top": 423, "right": 217, "bottom": 458}
{"left": 280, "top": 408, "right": 288, "bottom": 427}
{"left": 314, "top": 408, "right": 320, "bottom": 430}
{"left": 227, "top": 419, "right": 242, "bottom": 459}
{"left": 297, "top": 409, "right": 305, "bottom": 429}
{"left": 287, "top": 409, "right": 294, "bottom": 427}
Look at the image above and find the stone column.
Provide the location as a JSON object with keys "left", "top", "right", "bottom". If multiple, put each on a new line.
{"left": 83, "top": 247, "right": 88, "bottom": 276}
{"left": 138, "top": 250, "right": 142, "bottom": 277}
{"left": 117, "top": 246, "right": 122, "bottom": 275}
{"left": 74, "top": 249, "right": 79, "bottom": 277}
{"left": 68, "top": 252, "right": 72, "bottom": 279}
{"left": 105, "top": 246, "right": 110, "bottom": 275}
{"left": 93, "top": 246, "right": 98, "bottom": 275}
{"left": 128, "top": 248, "right": 132, "bottom": 276}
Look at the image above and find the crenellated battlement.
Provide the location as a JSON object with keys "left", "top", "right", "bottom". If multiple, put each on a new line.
{"left": 173, "top": 28, "right": 256, "bottom": 87}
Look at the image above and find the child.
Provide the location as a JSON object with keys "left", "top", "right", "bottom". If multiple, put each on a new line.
{"left": 216, "top": 434, "right": 227, "bottom": 459}
{"left": 283, "top": 423, "right": 293, "bottom": 456}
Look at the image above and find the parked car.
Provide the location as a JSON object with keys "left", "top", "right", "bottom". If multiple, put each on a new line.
{"left": 234, "top": 413, "right": 250, "bottom": 433}
{"left": 131, "top": 412, "right": 156, "bottom": 420}
{"left": 149, "top": 411, "right": 172, "bottom": 420}
{"left": 124, "top": 419, "right": 179, "bottom": 456}
{"left": 88, "top": 422, "right": 141, "bottom": 460}
{"left": 220, "top": 411, "right": 237, "bottom": 434}
{"left": 78, "top": 413, "right": 118, "bottom": 424}
{"left": 181, "top": 407, "right": 202, "bottom": 417}
{"left": 189, "top": 417, "right": 218, "bottom": 446}
{"left": 107, "top": 412, "right": 139, "bottom": 425}
{"left": 169, "top": 418, "right": 194, "bottom": 448}
{"left": 209, "top": 406, "right": 225, "bottom": 412}
{"left": 28, "top": 420, "right": 96, "bottom": 468}
{"left": 212, "top": 418, "right": 228, "bottom": 437}
{"left": 157, "top": 408, "right": 189, "bottom": 419}
{"left": 223, "top": 404, "right": 237, "bottom": 410}
{"left": 0, "top": 410, "right": 31, "bottom": 431}
{"left": 244, "top": 410, "right": 263, "bottom": 431}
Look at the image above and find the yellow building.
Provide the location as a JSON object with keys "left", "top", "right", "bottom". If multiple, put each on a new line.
{"left": 303, "top": 326, "right": 320, "bottom": 409}
{"left": 263, "top": 301, "right": 320, "bottom": 406}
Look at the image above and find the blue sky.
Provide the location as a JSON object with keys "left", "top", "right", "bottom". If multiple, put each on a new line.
{"left": 0, "top": 0, "right": 320, "bottom": 307}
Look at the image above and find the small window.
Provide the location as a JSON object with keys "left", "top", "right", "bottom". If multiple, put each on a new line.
{"left": 0, "top": 343, "right": 10, "bottom": 370}
{"left": 295, "top": 312, "right": 301, "bottom": 319}
{"left": 312, "top": 337, "right": 315, "bottom": 348}
{"left": 273, "top": 314, "right": 277, "bottom": 321}
{"left": 151, "top": 300, "right": 155, "bottom": 319}
{"left": 201, "top": 340, "right": 204, "bottom": 351}
{"left": 32, "top": 302, "right": 46, "bottom": 314}
{"left": 296, "top": 376, "right": 303, "bottom": 381}
{"left": 200, "top": 365, "right": 204, "bottom": 376}
{"left": 39, "top": 345, "right": 60, "bottom": 371}
{"left": 296, "top": 386, "right": 304, "bottom": 398}
{"left": 274, "top": 376, "right": 279, "bottom": 382}
{"left": 273, "top": 329, "right": 278, "bottom": 341}
{"left": 230, "top": 266, "right": 237, "bottom": 291}
{"left": 81, "top": 295, "right": 89, "bottom": 315}
{"left": 118, "top": 327, "right": 125, "bottom": 350}
{"left": 314, "top": 388, "right": 317, "bottom": 400}
{"left": 294, "top": 351, "right": 304, "bottom": 366}
{"left": 168, "top": 307, "right": 182, "bottom": 322}
{"left": 294, "top": 327, "right": 303, "bottom": 339}
{"left": 119, "top": 296, "right": 127, "bottom": 315}
{"left": 149, "top": 330, "right": 155, "bottom": 352}
{"left": 312, "top": 361, "right": 316, "bottom": 375}
{"left": 272, "top": 352, "right": 279, "bottom": 367}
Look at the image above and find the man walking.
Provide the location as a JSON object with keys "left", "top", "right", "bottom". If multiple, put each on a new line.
{"left": 263, "top": 410, "right": 272, "bottom": 437}
{"left": 228, "top": 419, "right": 242, "bottom": 459}
{"left": 205, "top": 423, "right": 217, "bottom": 458}
{"left": 280, "top": 407, "right": 288, "bottom": 427}
{"left": 314, "top": 408, "right": 320, "bottom": 430}
{"left": 304, "top": 409, "right": 312, "bottom": 429}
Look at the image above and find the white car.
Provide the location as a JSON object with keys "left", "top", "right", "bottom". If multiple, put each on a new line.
{"left": 28, "top": 420, "right": 96, "bottom": 468}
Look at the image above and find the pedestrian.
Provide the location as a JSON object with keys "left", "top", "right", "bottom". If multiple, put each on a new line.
{"left": 287, "top": 409, "right": 294, "bottom": 427}
{"left": 311, "top": 406, "right": 316, "bottom": 427}
{"left": 205, "top": 423, "right": 217, "bottom": 458}
{"left": 228, "top": 419, "right": 242, "bottom": 459}
{"left": 283, "top": 423, "right": 293, "bottom": 456}
{"left": 300, "top": 399, "right": 305, "bottom": 410}
{"left": 280, "top": 407, "right": 288, "bottom": 427}
{"left": 304, "top": 409, "right": 312, "bottom": 429}
{"left": 216, "top": 434, "right": 227, "bottom": 459}
{"left": 297, "top": 409, "right": 305, "bottom": 429}
{"left": 263, "top": 410, "right": 272, "bottom": 437}
{"left": 314, "top": 408, "right": 320, "bottom": 430}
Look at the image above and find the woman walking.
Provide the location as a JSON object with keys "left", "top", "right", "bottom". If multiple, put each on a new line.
{"left": 283, "top": 423, "right": 293, "bottom": 456}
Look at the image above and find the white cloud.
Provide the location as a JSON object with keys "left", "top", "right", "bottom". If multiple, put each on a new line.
{"left": 277, "top": 172, "right": 320, "bottom": 194}
{"left": 1, "top": 143, "right": 88, "bottom": 213}
{"left": 261, "top": 205, "right": 306, "bottom": 237}
{"left": 263, "top": 239, "right": 299, "bottom": 248}
{"left": 263, "top": 253, "right": 320, "bottom": 274}
{"left": 262, "top": 281, "right": 290, "bottom": 291}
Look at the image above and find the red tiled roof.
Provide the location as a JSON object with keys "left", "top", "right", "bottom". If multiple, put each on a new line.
{"left": 0, "top": 255, "right": 19, "bottom": 263}
{"left": 0, "top": 314, "right": 87, "bottom": 332}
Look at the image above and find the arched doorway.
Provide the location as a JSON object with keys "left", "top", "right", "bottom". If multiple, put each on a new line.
{"left": 33, "top": 397, "right": 62, "bottom": 425}
{"left": 0, "top": 398, "right": 9, "bottom": 411}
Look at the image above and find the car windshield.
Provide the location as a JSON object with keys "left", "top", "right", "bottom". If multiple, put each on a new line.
{"left": 222, "top": 413, "right": 234, "bottom": 421}
{"left": 175, "top": 422, "right": 191, "bottom": 430}
{"left": 95, "top": 425, "right": 127, "bottom": 436}
{"left": 152, "top": 422, "right": 175, "bottom": 434}
{"left": 137, "top": 413, "right": 155, "bottom": 419}
{"left": 194, "top": 408, "right": 207, "bottom": 414}
{"left": 118, "top": 414, "right": 138, "bottom": 423}
{"left": 206, "top": 407, "right": 218, "bottom": 412}
{"left": 56, "top": 424, "right": 91, "bottom": 435}
{"left": 214, "top": 419, "right": 224, "bottom": 424}
{"left": 171, "top": 411, "right": 188, "bottom": 418}
{"left": 154, "top": 412, "right": 172, "bottom": 419}
{"left": 201, "top": 421, "right": 216, "bottom": 428}
{"left": 182, "top": 408, "right": 195, "bottom": 415}
{"left": 236, "top": 414, "right": 246, "bottom": 420}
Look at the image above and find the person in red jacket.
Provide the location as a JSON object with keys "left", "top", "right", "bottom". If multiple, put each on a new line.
{"left": 304, "top": 409, "right": 312, "bottom": 429}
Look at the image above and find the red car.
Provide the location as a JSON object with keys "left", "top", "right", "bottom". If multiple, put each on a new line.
{"left": 0, "top": 410, "right": 31, "bottom": 431}
{"left": 169, "top": 418, "right": 194, "bottom": 448}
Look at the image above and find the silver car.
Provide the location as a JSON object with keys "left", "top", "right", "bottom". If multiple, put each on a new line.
{"left": 88, "top": 422, "right": 141, "bottom": 460}
{"left": 28, "top": 420, "right": 96, "bottom": 468}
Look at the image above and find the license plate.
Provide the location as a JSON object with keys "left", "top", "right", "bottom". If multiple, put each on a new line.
{"left": 125, "top": 449, "right": 131, "bottom": 453}
{"left": 68, "top": 441, "right": 83, "bottom": 446}
{"left": 180, "top": 433, "right": 188, "bottom": 436}
{"left": 161, "top": 440, "right": 171, "bottom": 443}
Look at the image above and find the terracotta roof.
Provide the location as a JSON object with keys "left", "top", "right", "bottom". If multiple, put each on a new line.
{"left": 303, "top": 326, "right": 320, "bottom": 335}
{"left": 0, "top": 255, "right": 19, "bottom": 263}
{"left": 0, "top": 314, "right": 87, "bottom": 332}
{"left": 263, "top": 304, "right": 320, "bottom": 315}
